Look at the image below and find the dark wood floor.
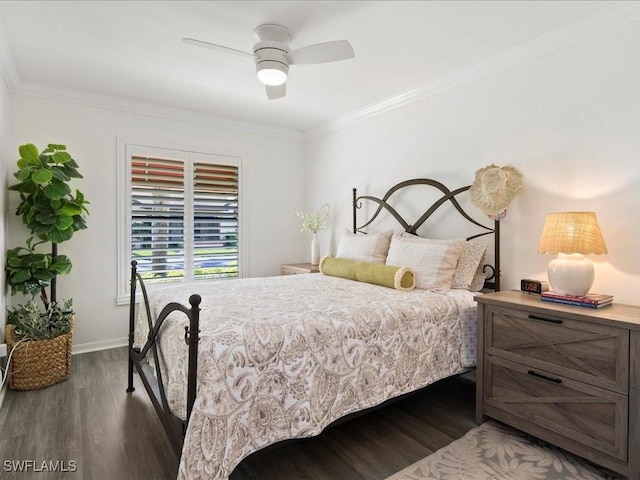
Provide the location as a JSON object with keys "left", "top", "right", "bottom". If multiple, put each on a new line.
{"left": 0, "top": 348, "right": 477, "bottom": 480}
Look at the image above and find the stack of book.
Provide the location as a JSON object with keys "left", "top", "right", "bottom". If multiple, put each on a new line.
{"left": 540, "top": 291, "right": 613, "bottom": 309}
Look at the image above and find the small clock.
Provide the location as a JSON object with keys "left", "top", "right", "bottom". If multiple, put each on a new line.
{"left": 520, "top": 279, "right": 549, "bottom": 294}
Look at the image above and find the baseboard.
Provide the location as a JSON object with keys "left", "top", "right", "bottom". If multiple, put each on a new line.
{"left": 72, "top": 337, "right": 128, "bottom": 355}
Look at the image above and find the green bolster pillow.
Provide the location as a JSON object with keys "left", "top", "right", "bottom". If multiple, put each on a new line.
{"left": 319, "top": 256, "right": 415, "bottom": 291}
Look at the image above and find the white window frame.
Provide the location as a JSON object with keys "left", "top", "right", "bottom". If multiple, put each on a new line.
{"left": 116, "top": 137, "right": 246, "bottom": 305}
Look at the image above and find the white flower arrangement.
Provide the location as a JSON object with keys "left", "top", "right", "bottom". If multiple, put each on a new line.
{"left": 295, "top": 204, "right": 329, "bottom": 234}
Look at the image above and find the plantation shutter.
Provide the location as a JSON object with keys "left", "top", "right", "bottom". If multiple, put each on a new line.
{"left": 131, "top": 156, "right": 185, "bottom": 282}
{"left": 193, "top": 162, "right": 239, "bottom": 280}
{"left": 129, "top": 153, "right": 239, "bottom": 285}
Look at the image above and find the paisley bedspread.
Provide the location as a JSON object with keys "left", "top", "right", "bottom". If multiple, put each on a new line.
{"left": 134, "top": 273, "right": 477, "bottom": 480}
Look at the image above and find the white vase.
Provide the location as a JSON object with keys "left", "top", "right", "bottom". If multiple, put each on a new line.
{"left": 311, "top": 233, "right": 320, "bottom": 265}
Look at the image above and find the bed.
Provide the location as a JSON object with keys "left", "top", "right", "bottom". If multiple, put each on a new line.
{"left": 127, "top": 178, "right": 499, "bottom": 480}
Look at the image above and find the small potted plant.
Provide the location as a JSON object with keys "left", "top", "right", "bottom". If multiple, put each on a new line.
{"left": 4, "top": 143, "right": 89, "bottom": 390}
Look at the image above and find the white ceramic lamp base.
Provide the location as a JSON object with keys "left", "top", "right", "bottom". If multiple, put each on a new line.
{"left": 547, "top": 253, "right": 594, "bottom": 296}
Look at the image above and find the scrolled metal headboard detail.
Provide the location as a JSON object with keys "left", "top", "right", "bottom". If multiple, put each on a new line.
{"left": 352, "top": 178, "right": 500, "bottom": 291}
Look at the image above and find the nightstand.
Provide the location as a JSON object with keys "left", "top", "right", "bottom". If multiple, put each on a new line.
{"left": 476, "top": 290, "right": 640, "bottom": 478}
{"left": 280, "top": 263, "right": 320, "bottom": 275}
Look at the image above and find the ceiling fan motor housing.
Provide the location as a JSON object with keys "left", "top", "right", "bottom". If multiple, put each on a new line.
{"left": 254, "top": 40, "right": 290, "bottom": 85}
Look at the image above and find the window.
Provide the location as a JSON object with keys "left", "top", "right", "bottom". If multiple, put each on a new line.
{"left": 117, "top": 141, "right": 243, "bottom": 304}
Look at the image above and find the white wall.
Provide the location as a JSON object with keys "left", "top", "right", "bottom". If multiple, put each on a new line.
{"left": 8, "top": 97, "right": 306, "bottom": 351}
{"left": 305, "top": 21, "right": 640, "bottom": 306}
{"left": 4, "top": 13, "right": 640, "bottom": 354}
{"left": 0, "top": 73, "right": 9, "bottom": 338}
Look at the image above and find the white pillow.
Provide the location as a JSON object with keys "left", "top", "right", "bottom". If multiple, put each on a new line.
{"left": 386, "top": 234, "right": 464, "bottom": 292}
{"left": 452, "top": 242, "right": 487, "bottom": 290}
{"left": 399, "top": 233, "right": 486, "bottom": 290}
{"left": 336, "top": 230, "right": 393, "bottom": 264}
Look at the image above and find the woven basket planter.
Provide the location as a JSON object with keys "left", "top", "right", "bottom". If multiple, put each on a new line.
{"left": 5, "top": 319, "right": 73, "bottom": 391}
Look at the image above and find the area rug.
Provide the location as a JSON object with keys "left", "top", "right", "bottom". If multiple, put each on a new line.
{"left": 386, "top": 421, "right": 623, "bottom": 480}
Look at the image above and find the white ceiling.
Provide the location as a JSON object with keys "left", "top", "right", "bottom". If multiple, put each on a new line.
{"left": 0, "top": 1, "right": 631, "bottom": 134}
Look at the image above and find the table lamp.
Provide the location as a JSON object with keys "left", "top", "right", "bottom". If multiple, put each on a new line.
{"left": 537, "top": 212, "right": 607, "bottom": 296}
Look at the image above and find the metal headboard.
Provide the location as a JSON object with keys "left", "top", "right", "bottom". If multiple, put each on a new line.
{"left": 352, "top": 178, "right": 500, "bottom": 291}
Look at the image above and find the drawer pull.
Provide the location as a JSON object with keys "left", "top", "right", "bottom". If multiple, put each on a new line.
{"left": 528, "top": 370, "right": 562, "bottom": 384}
{"left": 528, "top": 314, "right": 562, "bottom": 324}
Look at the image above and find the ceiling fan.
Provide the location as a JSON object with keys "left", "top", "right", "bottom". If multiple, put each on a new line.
{"left": 183, "top": 24, "right": 355, "bottom": 100}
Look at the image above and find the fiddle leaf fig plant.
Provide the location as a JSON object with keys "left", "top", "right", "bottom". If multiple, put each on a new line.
{"left": 10, "top": 143, "right": 88, "bottom": 244}
{"left": 6, "top": 237, "right": 72, "bottom": 298}
{"left": 5, "top": 143, "right": 88, "bottom": 340}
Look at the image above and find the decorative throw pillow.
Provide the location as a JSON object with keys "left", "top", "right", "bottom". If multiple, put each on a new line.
{"left": 399, "top": 232, "right": 485, "bottom": 290}
{"left": 336, "top": 230, "right": 393, "bottom": 264}
{"left": 386, "top": 234, "right": 464, "bottom": 292}
{"left": 319, "top": 255, "right": 415, "bottom": 291}
{"left": 468, "top": 251, "right": 491, "bottom": 292}
{"left": 451, "top": 242, "right": 487, "bottom": 290}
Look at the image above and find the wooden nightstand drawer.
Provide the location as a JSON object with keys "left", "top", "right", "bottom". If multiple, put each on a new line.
{"left": 477, "top": 291, "right": 640, "bottom": 478}
{"left": 485, "top": 305, "right": 629, "bottom": 393}
{"left": 484, "top": 355, "right": 628, "bottom": 461}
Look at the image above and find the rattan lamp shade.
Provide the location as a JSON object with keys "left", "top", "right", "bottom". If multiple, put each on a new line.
{"left": 537, "top": 212, "right": 607, "bottom": 255}
{"left": 537, "top": 212, "right": 607, "bottom": 296}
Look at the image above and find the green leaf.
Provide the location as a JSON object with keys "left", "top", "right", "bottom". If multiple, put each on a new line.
{"left": 18, "top": 144, "right": 40, "bottom": 164}
{"left": 25, "top": 253, "right": 49, "bottom": 266}
{"left": 59, "top": 203, "right": 82, "bottom": 216}
{"left": 6, "top": 256, "right": 22, "bottom": 268}
{"left": 52, "top": 151, "right": 72, "bottom": 164}
{"left": 50, "top": 167, "right": 71, "bottom": 182}
{"left": 33, "top": 270, "right": 55, "bottom": 282}
{"left": 35, "top": 211, "right": 57, "bottom": 225}
{"left": 55, "top": 215, "right": 74, "bottom": 230}
{"left": 48, "top": 228, "right": 73, "bottom": 244}
{"left": 32, "top": 168, "right": 53, "bottom": 185}
{"left": 8, "top": 181, "right": 35, "bottom": 193}
{"left": 73, "top": 216, "right": 88, "bottom": 230}
{"left": 50, "top": 256, "right": 72, "bottom": 275}
{"left": 47, "top": 144, "right": 66, "bottom": 151}
{"left": 62, "top": 164, "right": 82, "bottom": 179}
{"left": 11, "top": 270, "right": 32, "bottom": 284}
{"left": 44, "top": 181, "right": 71, "bottom": 200}
{"left": 17, "top": 168, "right": 33, "bottom": 182}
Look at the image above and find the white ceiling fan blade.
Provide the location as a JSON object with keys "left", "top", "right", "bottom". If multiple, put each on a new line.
{"left": 266, "top": 84, "right": 286, "bottom": 100}
{"left": 287, "top": 40, "right": 354, "bottom": 65}
{"left": 182, "top": 38, "right": 255, "bottom": 59}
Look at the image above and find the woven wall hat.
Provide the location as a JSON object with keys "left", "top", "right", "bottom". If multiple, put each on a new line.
{"left": 469, "top": 164, "right": 523, "bottom": 220}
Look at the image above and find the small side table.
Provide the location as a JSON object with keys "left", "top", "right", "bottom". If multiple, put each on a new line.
{"left": 280, "top": 263, "right": 320, "bottom": 275}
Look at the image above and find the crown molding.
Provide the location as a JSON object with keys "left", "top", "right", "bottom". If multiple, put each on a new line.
{"left": 0, "top": 23, "right": 304, "bottom": 143}
{"left": 304, "top": 3, "right": 640, "bottom": 141}
{"left": 10, "top": 80, "right": 305, "bottom": 141}
{"left": 0, "top": 18, "right": 19, "bottom": 88}
{"left": 2, "top": 4, "right": 638, "bottom": 143}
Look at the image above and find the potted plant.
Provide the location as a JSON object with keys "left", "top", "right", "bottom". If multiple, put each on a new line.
{"left": 4, "top": 143, "right": 89, "bottom": 390}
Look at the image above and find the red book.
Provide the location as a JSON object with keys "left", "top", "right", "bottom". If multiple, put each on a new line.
{"left": 541, "top": 291, "right": 613, "bottom": 305}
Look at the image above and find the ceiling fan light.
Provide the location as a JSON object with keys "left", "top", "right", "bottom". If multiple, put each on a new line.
{"left": 256, "top": 61, "right": 288, "bottom": 86}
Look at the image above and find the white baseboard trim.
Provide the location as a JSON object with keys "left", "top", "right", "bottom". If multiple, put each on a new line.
{"left": 72, "top": 337, "right": 128, "bottom": 355}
